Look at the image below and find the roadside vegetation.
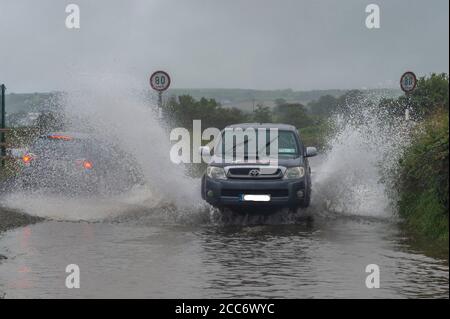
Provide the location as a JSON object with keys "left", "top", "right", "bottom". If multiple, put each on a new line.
{"left": 392, "top": 74, "right": 449, "bottom": 243}
{"left": 397, "top": 110, "right": 448, "bottom": 242}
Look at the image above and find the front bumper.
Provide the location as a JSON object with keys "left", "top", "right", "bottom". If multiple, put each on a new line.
{"left": 204, "top": 176, "right": 306, "bottom": 208}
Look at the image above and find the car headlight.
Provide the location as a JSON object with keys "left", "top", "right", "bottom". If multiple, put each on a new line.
{"left": 207, "top": 166, "right": 227, "bottom": 180}
{"left": 283, "top": 166, "right": 305, "bottom": 179}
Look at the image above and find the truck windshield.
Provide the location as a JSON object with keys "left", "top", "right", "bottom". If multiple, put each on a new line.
{"left": 217, "top": 129, "right": 300, "bottom": 160}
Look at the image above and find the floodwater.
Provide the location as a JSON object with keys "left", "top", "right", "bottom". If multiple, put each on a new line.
{"left": 0, "top": 205, "right": 448, "bottom": 298}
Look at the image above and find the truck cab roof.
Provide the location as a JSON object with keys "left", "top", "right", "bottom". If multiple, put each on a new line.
{"left": 224, "top": 123, "right": 298, "bottom": 131}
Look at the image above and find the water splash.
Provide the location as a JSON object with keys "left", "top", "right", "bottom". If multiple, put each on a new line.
{"left": 1, "top": 74, "right": 204, "bottom": 221}
{"left": 63, "top": 75, "right": 199, "bottom": 205}
{"left": 312, "top": 92, "right": 413, "bottom": 218}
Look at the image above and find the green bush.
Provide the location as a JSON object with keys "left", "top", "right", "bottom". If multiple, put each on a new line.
{"left": 298, "top": 122, "right": 331, "bottom": 149}
{"left": 397, "top": 111, "right": 449, "bottom": 242}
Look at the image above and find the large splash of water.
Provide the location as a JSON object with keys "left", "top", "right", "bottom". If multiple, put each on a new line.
{"left": 312, "top": 93, "right": 412, "bottom": 218}
{"left": 1, "top": 74, "right": 206, "bottom": 221}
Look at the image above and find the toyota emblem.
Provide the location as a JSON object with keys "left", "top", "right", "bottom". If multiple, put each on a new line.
{"left": 249, "top": 169, "right": 260, "bottom": 177}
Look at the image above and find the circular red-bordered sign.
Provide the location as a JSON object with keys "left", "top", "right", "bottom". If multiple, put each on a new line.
{"left": 150, "top": 70, "right": 171, "bottom": 92}
{"left": 400, "top": 71, "right": 417, "bottom": 93}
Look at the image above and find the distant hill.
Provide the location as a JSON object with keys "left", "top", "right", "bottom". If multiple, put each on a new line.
{"left": 5, "top": 92, "right": 59, "bottom": 114}
{"left": 4, "top": 88, "right": 401, "bottom": 116}
{"left": 167, "top": 88, "right": 346, "bottom": 105}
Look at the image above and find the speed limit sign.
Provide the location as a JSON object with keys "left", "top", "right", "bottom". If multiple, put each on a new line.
{"left": 400, "top": 71, "right": 417, "bottom": 93}
{"left": 150, "top": 71, "right": 171, "bottom": 92}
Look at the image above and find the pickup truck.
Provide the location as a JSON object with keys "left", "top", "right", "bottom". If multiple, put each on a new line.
{"left": 200, "top": 123, "right": 317, "bottom": 212}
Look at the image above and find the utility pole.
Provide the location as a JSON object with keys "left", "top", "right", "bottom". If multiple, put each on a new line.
{"left": 1, "top": 84, "right": 6, "bottom": 168}
{"left": 405, "top": 92, "right": 411, "bottom": 121}
{"left": 158, "top": 91, "right": 162, "bottom": 108}
{"left": 158, "top": 91, "right": 163, "bottom": 118}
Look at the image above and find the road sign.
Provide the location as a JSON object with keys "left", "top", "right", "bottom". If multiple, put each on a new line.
{"left": 400, "top": 71, "right": 417, "bottom": 93}
{"left": 150, "top": 71, "right": 171, "bottom": 92}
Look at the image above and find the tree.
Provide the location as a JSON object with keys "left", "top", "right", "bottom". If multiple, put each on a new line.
{"left": 404, "top": 73, "right": 449, "bottom": 118}
{"left": 164, "top": 95, "right": 249, "bottom": 130}
{"left": 308, "top": 95, "right": 339, "bottom": 116}
{"left": 252, "top": 104, "right": 272, "bottom": 123}
{"left": 274, "top": 98, "right": 287, "bottom": 107}
{"left": 273, "top": 103, "right": 311, "bottom": 128}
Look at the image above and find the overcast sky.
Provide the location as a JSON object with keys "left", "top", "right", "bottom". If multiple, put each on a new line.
{"left": 0, "top": 0, "right": 448, "bottom": 93}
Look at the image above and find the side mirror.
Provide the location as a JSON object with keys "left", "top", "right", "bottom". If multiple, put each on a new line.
{"left": 199, "top": 146, "right": 211, "bottom": 157}
{"left": 305, "top": 146, "right": 318, "bottom": 157}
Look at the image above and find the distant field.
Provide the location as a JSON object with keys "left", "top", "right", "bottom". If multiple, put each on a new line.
{"left": 168, "top": 88, "right": 400, "bottom": 107}
{"left": 167, "top": 88, "right": 345, "bottom": 105}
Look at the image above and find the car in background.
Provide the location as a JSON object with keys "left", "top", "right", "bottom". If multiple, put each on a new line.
{"left": 18, "top": 132, "right": 143, "bottom": 195}
{"left": 201, "top": 123, "right": 317, "bottom": 212}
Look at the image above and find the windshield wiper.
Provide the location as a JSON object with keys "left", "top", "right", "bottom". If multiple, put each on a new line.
{"left": 225, "top": 139, "right": 253, "bottom": 153}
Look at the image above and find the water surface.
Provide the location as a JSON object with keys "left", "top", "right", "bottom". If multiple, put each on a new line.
{"left": 0, "top": 212, "right": 447, "bottom": 298}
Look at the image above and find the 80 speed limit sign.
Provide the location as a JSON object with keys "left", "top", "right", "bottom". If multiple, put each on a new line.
{"left": 400, "top": 71, "right": 417, "bottom": 93}
{"left": 150, "top": 71, "right": 171, "bottom": 92}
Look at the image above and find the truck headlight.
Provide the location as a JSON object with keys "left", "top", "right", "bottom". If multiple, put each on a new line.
{"left": 283, "top": 166, "right": 305, "bottom": 179}
{"left": 207, "top": 166, "right": 227, "bottom": 180}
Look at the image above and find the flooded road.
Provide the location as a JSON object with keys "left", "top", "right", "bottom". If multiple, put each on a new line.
{"left": 0, "top": 210, "right": 448, "bottom": 298}
{"left": 0, "top": 120, "right": 448, "bottom": 299}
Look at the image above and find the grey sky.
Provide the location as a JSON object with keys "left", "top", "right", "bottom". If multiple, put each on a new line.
{"left": 0, "top": 0, "right": 448, "bottom": 93}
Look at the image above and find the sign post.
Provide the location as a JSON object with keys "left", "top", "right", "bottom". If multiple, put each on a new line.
{"left": 149, "top": 71, "right": 171, "bottom": 113}
{"left": 400, "top": 71, "right": 417, "bottom": 120}
{"left": 1, "top": 84, "right": 6, "bottom": 168}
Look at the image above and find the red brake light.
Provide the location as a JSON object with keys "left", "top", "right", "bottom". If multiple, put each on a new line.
{"left": 82, "top": 160, "right": 93, "bottom": 170}
{"left": 22, "top": 154, "right": 33, "bottom": 164}
{"left": 48, "top": 135, "right": 73, "bottom": 141}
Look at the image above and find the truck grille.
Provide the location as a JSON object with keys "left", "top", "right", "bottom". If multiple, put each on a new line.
{"left": 227, "top": 167, "right": 283, "bottom": 179}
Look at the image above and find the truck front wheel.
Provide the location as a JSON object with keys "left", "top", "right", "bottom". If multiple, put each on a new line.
{"left": 299, "top": 175, "right": 312, "bottom": 208}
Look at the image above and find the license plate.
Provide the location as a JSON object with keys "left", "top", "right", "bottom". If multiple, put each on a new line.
{"left": 241, "top": 194, "right": 271, "bottom": 202}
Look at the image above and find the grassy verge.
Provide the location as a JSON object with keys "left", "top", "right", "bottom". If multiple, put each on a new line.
{"left": 0, "top": 208, "right": 43, "bottom": 233}
{"left": 396, "top": 111, "right": 449, "bottom": 243}
{"left": 298, "top": 121, "right": 331, "bottom": 150}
